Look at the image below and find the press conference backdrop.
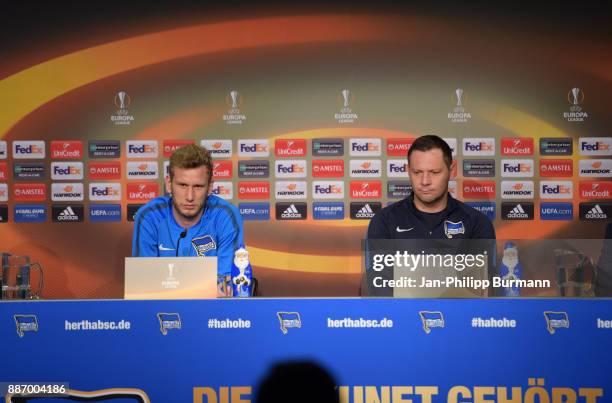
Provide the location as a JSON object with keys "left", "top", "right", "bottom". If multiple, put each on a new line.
{"left": 0, "top": 7, "right": 611, "bottom": 298}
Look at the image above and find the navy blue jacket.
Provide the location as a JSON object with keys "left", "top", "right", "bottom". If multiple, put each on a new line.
{"left": 367, "top": 194, "right": 496, "bottom": 240}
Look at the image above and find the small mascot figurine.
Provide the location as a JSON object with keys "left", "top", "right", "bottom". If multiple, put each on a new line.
{"left": 231, "top": 246, "right": 253, "bottom": 297}
{"left": 499, "top": 241, "right": 522, "bottom": 297}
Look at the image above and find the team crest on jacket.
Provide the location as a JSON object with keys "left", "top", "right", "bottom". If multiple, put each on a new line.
{"left": 444, "top": 220, "right": 465, "bottom": 238}
{"left": 192, "top": 235, "right": 217, "bottom": 255}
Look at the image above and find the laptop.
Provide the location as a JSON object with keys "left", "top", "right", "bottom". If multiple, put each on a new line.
{"left": 124, "top": 257, "right": 218, "bottom": 300}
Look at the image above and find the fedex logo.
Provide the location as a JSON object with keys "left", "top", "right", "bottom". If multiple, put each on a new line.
{"left": 201, "top": 140, "right": 232, "bottom": 158}
{"left": 579, "top": 181, "right": 611, "bottom": 199}
{"left": 462, "top": 138, "right": 495, "bottom": 156}
{"left": 350, "top": 181, "right": 382, "bottom": 198}
{"left": 540, "top": 181, "right": 573, "bottom": 199}
{"left": 89, "top": 183, "right": 121, "bottom": 201}
{"left": 163, "top": 140, "right": 194, "bottom": 157}
{"left": 211, "top": 182, "right": 233, "bottom": 200}
{"left": 50, "top": 141, "right": 83, "bottom": 159}
{"left": 13, "top": 141, "right": 45, "bottom": 159}
{"left": 386, "top": 138, "right": 414, "bottom": 157}
{"left": 275, "top": 160, "right": 307, "bottom": 178}
{"left": 350, "top": 138, "right": 381, "bottom": 156}
{"left": 501, "top": 159, "right": 534, "bottom": 178}
{"left": 501, "top": 137, "right": 534, "bottom": 156}
{"left": 238, "top": 140, "right": 269, "bottom": 157}
{"left": 312, "top": 160, "right": 344, "bottom": 178}
{"left": 579, "top": 137, "right": 612, "bottom": 156}
{"left": 213, "top": 160, "right": 233, "bottom": 179}
{"left": 313, "top": 181, "right": 345, "bottom": 199}
{"left": 51, "top": 162, "right": 84, "bottom": 180}
{"left": 275, "top": 139, "right": 306, "bottom": 157}
{"left": 127, "top": 140, "right": 158, "bottom": 158}
{"left": 386, "top": 160, "right": 409, "bottom": 178}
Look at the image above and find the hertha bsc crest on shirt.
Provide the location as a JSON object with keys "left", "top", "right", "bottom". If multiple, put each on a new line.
{"left": 444, "top": 220, "right": 465, "bottom": 238}
{"left": 192, "top": 235, "right": 217, "bottom": 255}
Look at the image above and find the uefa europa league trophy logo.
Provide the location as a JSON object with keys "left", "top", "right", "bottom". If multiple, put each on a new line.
{"left": 454, "top": 88, "right": 465, "bottom": 112}
{"left": 569, "top": 87, "right": 583, "bottom": 112}
{"left": 341, "top": 89, "right": 351, "bottom": 112}
{"left": 229, "top": 90, "right": 239, "bottom": 111}
{"left": 114, "top": 91, "right": 130, "bottom": 111}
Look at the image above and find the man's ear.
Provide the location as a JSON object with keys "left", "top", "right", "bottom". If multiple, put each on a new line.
{"left": 165, "top": 175, "right": 172, "bottom": 195}
{"left": 450, "top": 160, "right": 457, "bottom": 179}
{"left": 207, "top": 179, "right": 214, "bottom": 196}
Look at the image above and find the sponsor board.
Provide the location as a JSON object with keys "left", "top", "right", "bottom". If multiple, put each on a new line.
{"left": 238, "top": 139, "right": 269, "bottom": 157}
{"left": 579, "top": 159, "right": 612, "bottom": 178}
{"left": 387, "top": 181, "right": 412, "bottom": 199}
{"left": 14, "top": 183, "right": 46, "bottom": 201}
{"left": 52, "top": 162, "right": 84, "bottom": 180}
{"left": 312, "top": 160, "right": 344, "bottom": 178}
{"left": 201, "top": 140, "right": 232, "bottom": 158}
{"left": 540, "top": 159, "right": 573, "bottom": 177}
{"left": 14, "top": 204, "right": 47, "bottom": 223}
{"left": 500, "top": 159, "right": 534, "bottom": 178}
{"left": 0, "top": 162, "right": 7, "bottom": 180}
{"left": 501, "top": 137, "right": 534, "bottom": 156}
{"left": 501, "top": 202, "right": 534, "bottom": 220}
{"left": 386, "top": 138, "right": 414, "bottom": 157}
{"left": 50, "top": 141, "right": 83, "bottom": 159}
{"left": 579, "top": 181, "right": 612, "bottom": 199}
{"left": 12, "top": 141, "right": 45, "bottom": 159}
{"left": 350, "top": 160, "right": 382, "bottom": 178}
{"left": 386, "top": 160, "right": 408, "bottom": 178}
{"left": 275, "top": 160, "right": 307, "bottom": 178}
{"left": 462, "top": 138, "right": 495, "bottom": 156}
{"left": 51, "top": 183, "right": 84, "bottom": 202}
{"left": 127, "top": 161, "right": 158, "bottom": 179}
{"left": 0, "top": 141, "right": 6, "bottom": 159}
{"left": 13, "top": 163, "right": 45, "bottom": 180}
{"left": 238, "top": 182, "right": 270, "bottom": 199}
{"left": 88, "top": 161, "right": 120, "bottom": 180}
{"left": 540, "top": 138, "right": 573, "bottom": 156}
{"left": 312, "top": 138, "right": 344, "bottom": 156}
{"left": 275, "top": 139, "right": 307, "bottom": 157}
{"left": 127, "top": 183, "right": 159, "bottom": 202}
{"left": 462, "top": 180, "right": 496, "bottom": 199}
{"left": 239, "top": 203, "right": 270, "bottom": 220}
{"left": 52, "top": 204, "right": 84, "bottom": 223}
{"left": 89, "top": 140, "right": 120, "bottom": 158}
{"left": 350, "top": 181, "right": 382, "bottom": 199}
{"left": 349, "top": 138, "right": 381, "bottom": 157}
{"left": 465, "top": 202, "right": 496, "bottom": 221}
{"left": 0, "top": 184, "right": 7, "bottom": 202}
{"left": 463, "top": 159, "right": 495, "bottom": 177}
{"left": 540, "top": 202, "right": 573, "bottom": 221}
{"left": 579, "top": 137, "right": 611, "bottom": 156}
{"left": 540, "top": 181, "right": 573, "bottom": 199}
{"left": 350, "top": 202, "right": 381, "bottom": 219}
{"left": 275, "top": 181, "right": 307, "bottom": 199}
{"left": 127, "top": 204, "right": 144, "bottom": 222}
{"left": 500, "top": 181, "right": 534, "bottom": 199}
{"left": 275, "top": 202, "right": 307, "bottom": 220}
{"left": 89, "top": 183, "right": 121, "bottom": 201}
{"left": 238, "top": 160, "right": 269, "bottom": 178}
{"left": 212, "top": 160, "right": 233, "bottom": 179}
{"left": 312, "top": 181, "right": 344, "bottom": 199}
{"left": 443, "top": 138, "right": 458, "bottom": 157}
{"left": 0, "top": 205, "right": 7, "bottom": 222}
{"left": 579, "top": 203, "right": 612, "bottom": 221}
{"left": 126, "top": 140, "right": 158, "bottom": 158}
{"left": 211, "top": 182, "right": 233, "bottom": 200}
{"left": 313, "top": 202, "right": 345, "bottom": 220}
{"left": 89, "top": 204, "right": 121, "bottom": 222}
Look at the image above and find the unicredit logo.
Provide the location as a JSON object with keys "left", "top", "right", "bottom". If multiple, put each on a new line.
{"left": 127, "top": 183, "right": 158, "bottom": 201}
{"left": 212, "top": 161, "right": 232, "bottom": 179}
{"left": 51, "top": 141, "right": 83, "bottom": 159}
{"left": 579, "top": 181, "right": 612, "bottom": 199}
{"left": 350, "top": 181, "right": 381, "bottom": 198}
{"left": 275, "top": 139, "right": 306, "bottom": 157}
{"left": 501, "top": 137, "right": 533, "bottom": 156}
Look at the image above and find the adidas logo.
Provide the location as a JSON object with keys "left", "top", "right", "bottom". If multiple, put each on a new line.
{"left": 355, "top": 203, "right": 375, "bottom": 218}
{"left": 586, "top": 204, "right": 607, "bottom": 219}
{"left": 58, "top": 206, "right": 79, "bottom": 221}
{"left": 281, "top": 204, "right": 302, "bottom": 219}
{"left": 507, "top": 204, "right": 529, "bottom": 219}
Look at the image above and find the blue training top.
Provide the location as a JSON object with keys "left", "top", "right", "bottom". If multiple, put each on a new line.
{"left": 131, "top": 194, "right": 244, "bottom": 276}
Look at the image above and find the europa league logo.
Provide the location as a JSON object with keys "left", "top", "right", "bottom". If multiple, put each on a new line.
{"left": 340, "top": 89, "right": 353, "bottom": 113}
{"left": 568, "top": 87, "right": 584, "bottom": 112}
{"left": 114, "top": 91, "right": 131, "bottom": 110}
{"left": 227, "top": 90, "right": 241, "bottom": 112}
{"left": 454, "top": 88, "right": 466, "bottom": 112}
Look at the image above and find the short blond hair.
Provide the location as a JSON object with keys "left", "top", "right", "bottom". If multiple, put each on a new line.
{"left": 169, "top": 144, "right": 213, "bottom": 182}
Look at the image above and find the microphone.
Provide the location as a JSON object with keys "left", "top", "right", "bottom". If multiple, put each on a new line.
{"left": 176, "top": 230, "right": 187, "bottom": 257}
